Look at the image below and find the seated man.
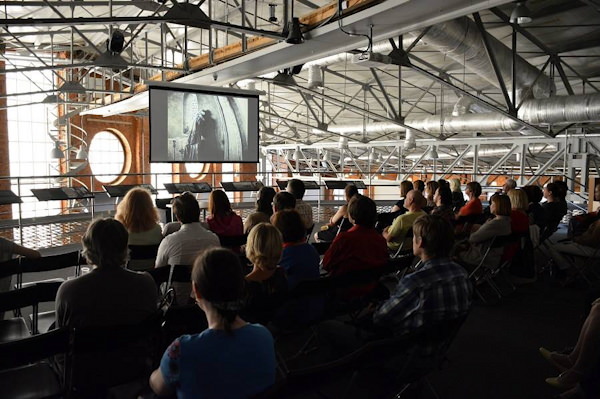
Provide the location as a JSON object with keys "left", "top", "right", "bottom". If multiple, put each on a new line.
{"left": 374, "top": 215, "right": 472, "bottom": 351}
{"left": 383, "top": 190, "right": 426, "bottom": 252}
{"left": 287, "top": 179, "right": 314, "bottom": 231}
{"left": 272, "top": 191, "right": 296, "bottom": 213}
{"left": 322, "top": 195, "right": 389, "bottom": 297}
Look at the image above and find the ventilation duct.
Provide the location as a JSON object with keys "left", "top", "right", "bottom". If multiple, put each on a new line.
{"left": 308, "top": 65, "right": 323, "bottom": 89}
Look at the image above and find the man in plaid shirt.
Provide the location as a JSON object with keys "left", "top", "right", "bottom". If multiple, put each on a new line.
{"left": 374, "top": 214, "right": 472, "bottom": 339}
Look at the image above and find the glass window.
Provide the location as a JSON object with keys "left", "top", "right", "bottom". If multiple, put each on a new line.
{"left": 88, "top": 131, "right": 126, "bottom": 183}
{"left": 185, "top": 162, "right": 206, "bottom": 179}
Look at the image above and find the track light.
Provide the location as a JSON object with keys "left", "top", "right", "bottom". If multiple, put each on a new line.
{"left": 59, "top": 80, "right": 86, "bottom": 93}
{"left": 510, "top": 2, "right": 532, "bottom": 25}
{"left": 75, "top": 146, "right": 88, "bottom": 160}
{"left": 50, "top": 142, "right": 65, "bottom": 159}
{"left": 268, "top": 3, "right": 277, "bottom": 23}
{"left": 293, "top": 146, "right": 302, "bottom": 161}
{"left": 285, "top": 17, "right": 304, "bottom": 44}
{"left": 428, "top": 146, "right": 439, "bottom": 160}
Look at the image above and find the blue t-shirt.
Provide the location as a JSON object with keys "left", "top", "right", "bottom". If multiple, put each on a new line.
{"left": 160, "top": 324, "right": 275, "bottom": 399}
{"left": 280, "top": 243, "right": 320, "bottom": 288}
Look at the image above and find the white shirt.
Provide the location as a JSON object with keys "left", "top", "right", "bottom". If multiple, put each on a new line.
{"left": 155, "top": 222, "right": 220, "bottom": 267}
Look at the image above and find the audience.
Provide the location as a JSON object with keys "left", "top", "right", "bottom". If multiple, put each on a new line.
{"left": 272, "top": 210, "right": 320, "bottom": 289}
{"left": 243, "top": 223, "right": 287, "bottom": 324}
{"left": 244, "top": 186, "right": 276, "bottom": 234}
{"left": 455, "top": 194, "right": 512, "bottom": 270}
{"left": 150, "top": 248, "right": 275, "bottom": 399}
{"left": 413, "top": 179, "right": 425, "bottom": 193}
{"left": 115, "top": 187, "right": 162, "bottom": 246}
{"left": 314, "top": 184, "right": 358, "bottom": 243}
{"left": 424, "top": 180, "right": 440, "bottom": 208}
{"left": 522, "top": 185, "right": 547, "bottom": 230}
{"left": 542, "top": 182, "right": 568, "bottom": 239}
{"left": 391, "top": 180, "right": 414, "bottom": 213}
{"left": 207, "top": 190, "right": 243, "bottom": 237}
{"left": 155, "top": 193, "right": 220, "bottom": 268}
{"left": 287, "top": 179, "right": 314, "bottom": 231}
{"left": 502, "top": 178, "right": 517, "bottom": 194}
{"left": 383, "top": 190, "right": 426, "bottom": 252}
{"left": 457, "top": 181, "right": 483, "bottom": 219}
{"left": 56, "top": 218, "right": 157, "bottom": 328}
{"left": 272, "top": 191, "right": 296, "bottom": 213}
{"left": 450, "top": 178, "right": 466, "bottom": 211}
{"left": 431, "top": 185, "right": 455, "bottom": 223}
{"left": 322, "top": 195, "right": 389, "bottom": 297}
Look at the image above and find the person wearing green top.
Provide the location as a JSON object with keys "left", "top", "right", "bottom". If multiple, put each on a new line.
{"left": 383, "top": 189, "right": 426, "bottom": 251}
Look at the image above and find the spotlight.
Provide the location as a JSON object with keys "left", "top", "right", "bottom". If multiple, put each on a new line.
{"left": 510, "top": 2, "right": 532, "bottom": 25}
{"left": 107, "top": 30, "right": 125, "bottom": 54}
{"left": 268, "top": 3, "right": 277, "bottom": 23}
{"left": 285, "top": 17, "right": 304, "bottom": 44}
{"left": 50, "top": 142, "right": 65, "bottom": 159}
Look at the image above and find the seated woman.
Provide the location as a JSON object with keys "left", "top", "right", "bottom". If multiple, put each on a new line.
{"left": 150, "top": 248, "right": 276, "bottom": 399}
{"left": 424, "top": 180, "right": 439, "bottom": 209}
{"left": 542, "top": 182, "right": 568, "bottom": 240}
{"left": 540, "top": 298, "right": 600, "bottom": 399}
{"left": 115, "top": 187, "right": 162, "bottom": 246}
{"left": 508, "top": 188, "right": 530, "bottom": 235}
{"left": 243, "top": 223, "right": 288, "bottom": 325}
{"left": 390, "top": 180, "right": 414, "bottom": 213}
{"left": 455, "top": 194, "right": 512, "bottom": 270}
{"left": 314, "top": 184, "right": 358, "bottom": 243}
{"left": 450, "top": 178, "right": 466, "bottom": 211}
{"left": 271, "top": 210, "right": 320, "bottom": 289}
{"left": 207, "top": 190, "right": 243, "bottom": 243}
{"left": 457, "top": 181, "right": 483, "bottom": 219}
{"left": 431, "top": 185, "right": 455, "bottom": 224}
{"left": 522, "top": 185, "right": 547, "bottom": 231}
{"left": 244, "top": 186, "right": 276, "bottom": 234}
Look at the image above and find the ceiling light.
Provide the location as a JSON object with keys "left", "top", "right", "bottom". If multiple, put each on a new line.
{"left": 510, "top": 2, "right": 532, "bottom": 25}
{"left": 322, "top": 150, "right": 330, "bottom": 162}
{"left": 75, "top": 146, "right": 88, "bottom": 160}
{"left": 428, "top": 146, "right": 439, "bottom": 160}
{"left": 273, "top": 72, "right": 297, "bottom": 86}
{"left": 59, "top": 80, "right": 86, "bottom": 93}
{"left": 285, "top": 17, "right": 304, "bottom": 44}
{"left": 268, "top": 3, "right": 277, "bottom": 22}
{"left": 42, "top": 94, "right": 60, "bottom": 104}
{"left": 50, "top": 142, "right": 64, "bottom": 159}
{"left": 293, "top": 146, "right": 302, "bottom": 161}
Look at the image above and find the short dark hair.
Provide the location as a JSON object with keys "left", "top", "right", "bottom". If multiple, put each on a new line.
{"left": 413, "top": 180, "right": 425, "bottom": 192}
{"left": 286, "top": 179, "right": 306, "bottom": 199}
{"left": 192, "top": 248, "right": 244, "bottom": 333}
{"left": 466, "top": 181, "right": 482, "bottom": 197}
{"left": 273, "top": 191, "right": 296, "bottom": 211}
{"left": 173, "top": 192, "right": 200, "bottom": 224}
{"left": 345, "top": 184, "right": 359, "bottom": 202}
{"left": 271, "top": 210, "right": 306, "bottom": 243}
{"left": 522, "top": 185, "right": 543, "bottom": 203}
{"left": 82, "top": 218, "right": 129, "bottom": 268}
{"left": 256, "top": 186, "right": 276, "bottom": 215}
{"left": 412, "top": 214, "right": 454, "bottom": 258}
{"left": 437, "top": 186, "right": 453, "bottom": 207}
{"left": 348, "top": 194, "right": 377, "bottom": 228}
{"left": 399, "top": 181, "right": 413, "bottom": 197}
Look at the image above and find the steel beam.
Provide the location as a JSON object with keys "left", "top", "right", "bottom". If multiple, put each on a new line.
{"left": 478, "top": 144, "right": 519, "bottom": 184}
{"left": 439, "top": 145, "right": 471, "bottom": 179}
{"left": 400, "top": 147, "right": 430, "bottom": 181}
{"left": 524, "top": 148, "right": 566, "bottom": 185}
{"left": 369, "top": 68, "right": 398, "bottom": 119}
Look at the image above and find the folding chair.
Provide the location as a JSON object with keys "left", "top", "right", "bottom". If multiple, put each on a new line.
{"left": 18, "top": 251, "right": 81, "bottom": 289}
{"left": 391, "top": 227, "right": 413, "bottom": 259}
{"left": 218, "top": 234, "right": 248, "bottom": 251}
{"left": 127, "top": 244, "right": 160, "bottom": 272}
{"left": 0, "top": 327, "right": 70, "bottom": 399}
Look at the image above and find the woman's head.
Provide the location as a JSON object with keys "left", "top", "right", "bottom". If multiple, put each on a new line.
{"left": 246, "top": 223, "right": 283, "bottom": 272}
{"left": 192, "top": 248, "right": 244, "bottom": 332}
{"left": 271, "top": 210, "right": 306, "bottom": 243}
{"left": 413, "top": 180, "right": 425, "bottom": 192}
{"left": 82, "top": 218, "right": 129, "bottom": 268}
{"left": 545, "top": 182, "right": 566, "bottom": 201}
{"left": 399, "top": 181, "right": 413, "bottom": 198}
{"left": 256, "top": 186, "right": 276, "bottom": 215}
{"left": 522, "top": 185, "right": 543, "bottom": 204}
{"left": 115, "top": 187, "right": 158, "bottom": 233}
{"left": 434, "top": 186, "right": 453, "bottom": 207}
{"left": 344, "top": 184, "right": 359, "bottom": 203}
{"left": 490, "top": 194, "right": 511, "bottom": 217}
{"left": 209, "top": 190, "right": 232, "bottom": 216}
{"left": 465, "top": 181, "right": 482, "bottom": 198}
{"left": 425, "top": 181, "right": 439, "bottom": 201}
{"left": 449, "top": 178, "right": 462, "bottom": 193}
{"left": 508, "top": 188, "right": 529, "bottom": 211}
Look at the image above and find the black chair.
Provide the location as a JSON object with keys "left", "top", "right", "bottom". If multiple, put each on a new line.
{"left": 311, "top": 241, "right": 332, "bottom": 255}
{"left": 127, "top": 244, "right": 160, "bottom": 272}
{"left": 391, "top": 227, "right": 413, "bottom": 259}
{"left": 18, "top": 251, "right": 81, "bottom": 289}
{"left": 0, "top": 327, "right": 70, "bottom": 399}
{"left": 68, "top": 312, "right": 163, "bottom": 399}
{"left": 218, "top": 234, "right": 248, "bottom": 249}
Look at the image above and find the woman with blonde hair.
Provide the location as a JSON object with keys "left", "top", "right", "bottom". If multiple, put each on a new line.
{"left": 450, "top": 178, "right": 466, "bottom": 210}
{"left": 243, "top": 223, "right": 287, "bottom": 324}
{"left": 115, "top": 187, "right": 162, "bottom": 245}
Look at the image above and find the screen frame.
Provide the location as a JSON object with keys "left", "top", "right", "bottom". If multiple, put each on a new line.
{"left": 149, "top": 82, "right": 260, "bottom": 164}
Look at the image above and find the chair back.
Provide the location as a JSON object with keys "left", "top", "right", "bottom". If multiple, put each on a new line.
{"left": 391, "top": 227, "right": 413, "bottom": 258}
{"left": 128, "top": 244, "right": 159, "bottom": 260}
{"left": 0, "top": 282, "right": 62, "bottom": 335}
{"left": 18, "top": 251, "right": 81, "bottom": 287}
{"left": 311, "top": 241, "right": 331, "bottom": 255}
{"left": 0, "top": 327, "right": 70, "bottom": 370}
{"left": 0, "top": 258, "right": 20, "bottom": 280}
{"left": 218, "top": 234, "right": 248, "bottom": 248}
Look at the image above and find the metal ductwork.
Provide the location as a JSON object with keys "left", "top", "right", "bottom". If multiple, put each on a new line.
{"left": 409, "top": 16, "right": 555, "bottom": 104}
{"left": 328, "top": 93, "right": 600, "bottom": 135}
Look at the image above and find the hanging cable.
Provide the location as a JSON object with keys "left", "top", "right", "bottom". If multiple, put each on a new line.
{"left": 337, "top": 0, "right": 372, "bottom": 54}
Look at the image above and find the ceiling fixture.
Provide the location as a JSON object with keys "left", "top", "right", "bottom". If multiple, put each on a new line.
{"left": 59, "top": 80, "right": 86, "bottom": 93}
{"left": 42, "top": 94, "right": 61, "bottom": 104}
{"left": 75, "top": 145, "right": 88, "bottom": 160}
{"left": 268, "top": 3, "right": 277, "bottom": 23}
{"left": 50, "top": 142, "right": 65, "bottom": 159}
{"left": 428, "top": 146, "right": 439, "bottom": 160}
{"left": 293, "top": 146, "right": 302, "bottom": 161}
{"left": 510, "top": 2, "right": 532, "bottom": 25}
{"left": 404, "top": 128, "right": 416, "bottom": 151}
{"left": 96, "top": 30, "right": 128, "bottom": 69}
{"left": 285, "top": 17, "right": 304, "bottom": 44}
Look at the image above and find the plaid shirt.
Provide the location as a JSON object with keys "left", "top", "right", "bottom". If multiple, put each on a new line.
{"left": 374, "top": 257, "right": 472, "bottom": 337}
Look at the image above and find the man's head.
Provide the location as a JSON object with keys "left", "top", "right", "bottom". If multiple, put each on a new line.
{"left": 348, "top": 194, "right": 377, "bottom": 228}
{"left": 173, "top": 192, "right": 200, "bottom": 224}
{"left": 273, "top": 191, "right": 296, "bottom": 212}
{"left": 404, "top": 189, "right": 425, "bottom": 212}
{"left": 286, "top": 179, "right": 306, "bottom": 200}
{"left": 412, "top": 215, "right": 454, "bottom": 259}
{"left": 502, "top": 178, "right": 517, "bottom": 194}
{"left": 271, "top": 210, "right": 306, "bottom": 243}
{"left": 82, "top": 218, "right": 129, "bottom": 268}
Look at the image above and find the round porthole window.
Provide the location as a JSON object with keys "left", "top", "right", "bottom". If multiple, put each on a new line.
{"left": 88, "top": 130, "right": 127, "bottom": 183}
{"left": 185, "top": 162, "right": 208, "bottom": 179}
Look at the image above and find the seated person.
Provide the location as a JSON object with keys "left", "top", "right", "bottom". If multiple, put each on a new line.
{"left": 431, "top": 185, "right": 455, "bottom": 224}
{"left": 271, "top": 210, "right": 320, "bottom": 289}
{"left": 540, "top": 297, "right": 600, "bottom": 399}
{"left": 374, "top": 215, "right": 472, "bottom": 353}
{"left": 272, "top": 191, "right": 296, "bottom": 213}
{"left": 115, "top": 187, "right": 162, "bottom": 246}
{"left": 502, "top": 178, "right": 517, "bottom": 194}
{"left": 390, "top": 180, "right": 414, "bottom": 213}
{"left": 508, "top": 189, "right": 530, "bottom": 235}
{"left": 383, "top": 190, "right": 426, "bottom": 252}
{"left": 244, "top": 186, "right": 276, "bottom": 234}
{"left": 243, "top": 223, "right": 288, "bottom": 325}
{"left": 56, "top": 218, "right": 158, "bottom": 328}
{"left": 314, "top": 184, "right": 358, "bottom": 243}
{"left": 457, "top": 181, "right": 483, "bottom": 219}
{"left": 522, "top": 185, "right": 547, "bottom": 231}
{"left": 322, "top": 195, "right": 389, "bottom": 297}
{"left": 287, "top": 179, "right": 314, "bottom": 231}
{"left": 542, "top": 182, "right": 568, "bottom": 240}
{"left": 455, "top": 194, "right": 512, "bottom": 270}
{"left": 424, "top": 180, "right": 439, "bottom": 209}
{"left": 450, "top": 178, "right": 466, "bottom": 211}
{"left": 413, "top": 179, "right": 425, "bottom": 193}
{"left": 207, "top": 190, "right": 243, "bottom": 238}
{"left": 150, "top": 248, "right": 276, "bottom": 399}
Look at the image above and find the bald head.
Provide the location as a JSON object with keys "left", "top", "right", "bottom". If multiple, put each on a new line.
{"left": 404, "top": 190, "right": 425, "bottom": 212}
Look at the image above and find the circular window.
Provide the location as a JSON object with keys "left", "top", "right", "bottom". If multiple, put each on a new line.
{"left": 185, "top": 162, "right": 208, "bottom": 179}
{"left": 88, "top": 131, "right": 126, "bottom": 183}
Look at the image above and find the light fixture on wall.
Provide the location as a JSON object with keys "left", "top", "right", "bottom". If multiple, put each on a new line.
{"left": 510, "top": 2, "right": 532, "bottom": 25}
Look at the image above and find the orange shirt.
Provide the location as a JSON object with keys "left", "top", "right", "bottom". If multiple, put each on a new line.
{"left": 458, "top": 198, "right": 483, "bottom": 217}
